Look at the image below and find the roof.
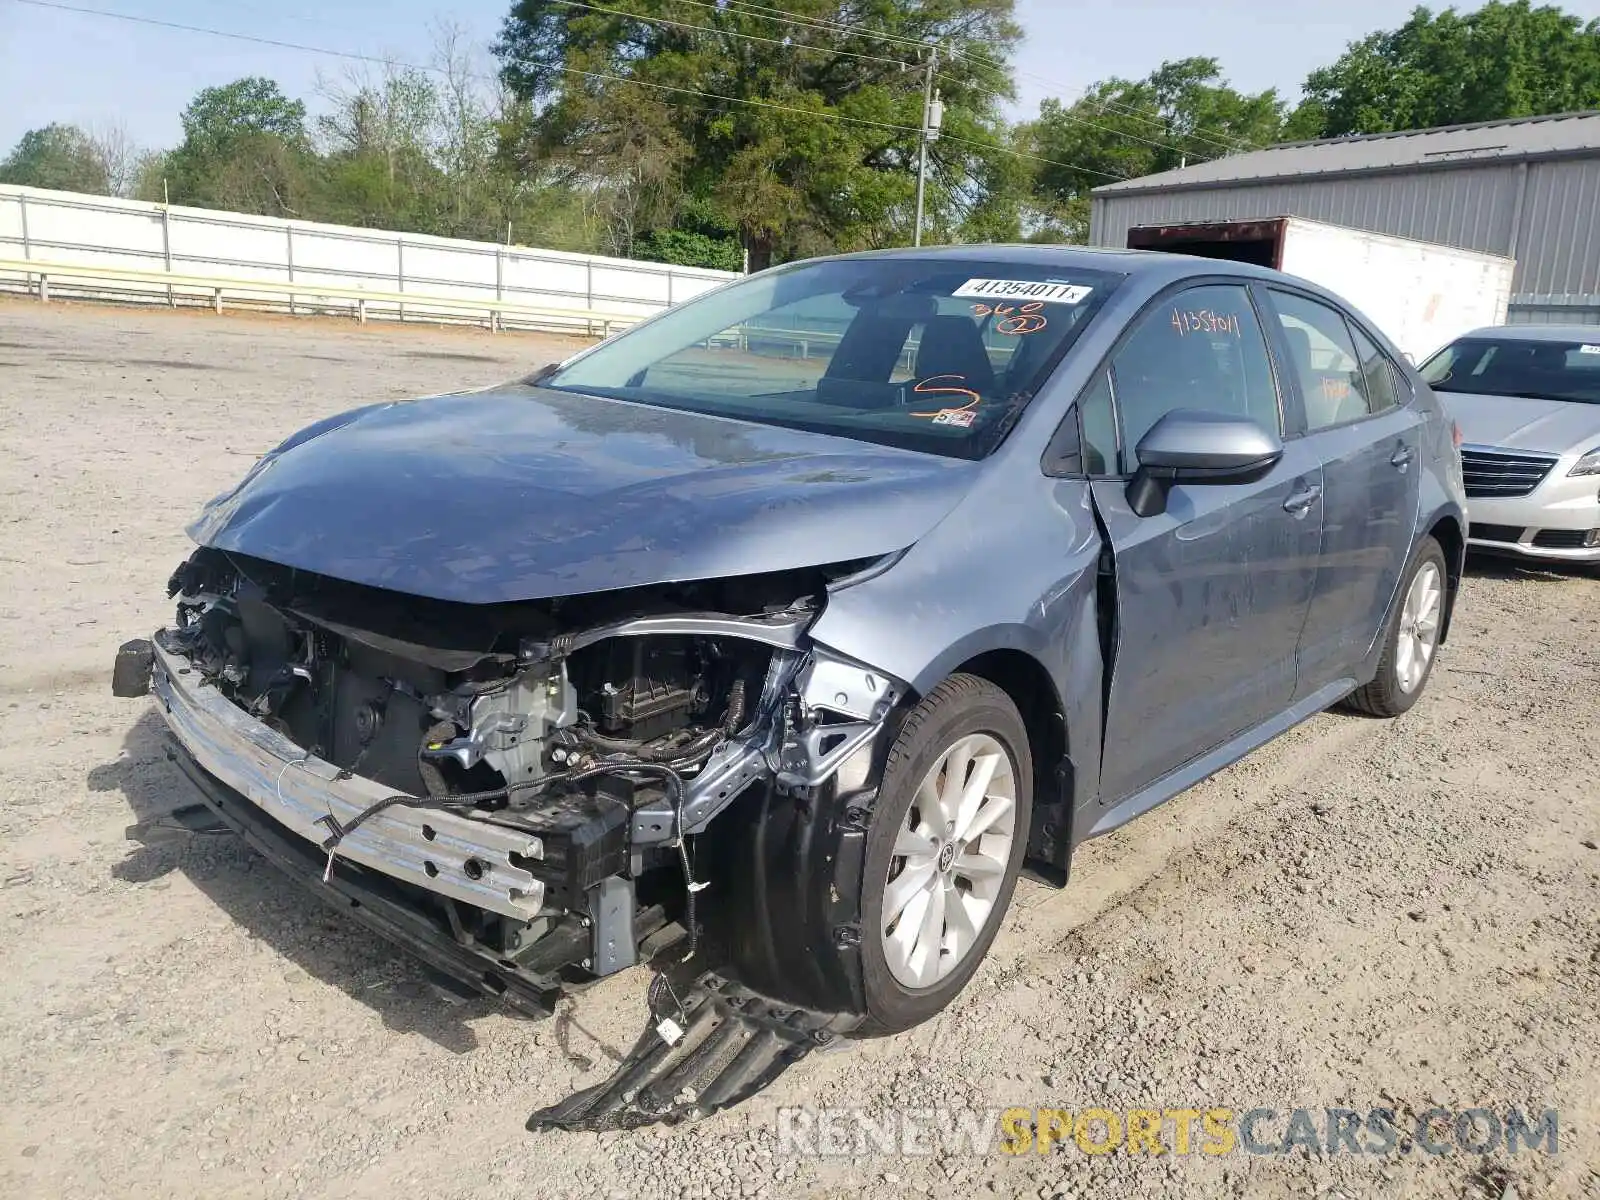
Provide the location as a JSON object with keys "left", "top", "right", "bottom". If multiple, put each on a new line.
{"left": 824, "top": 242, "right": 1269, "bottom": 280}
{"left": 1093, "top": 110, "right": 1600, "bottom": 197}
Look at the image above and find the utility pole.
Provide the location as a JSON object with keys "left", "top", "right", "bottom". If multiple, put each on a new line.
{"left": 914, "top": 45, "right": 942, "bottom": 247}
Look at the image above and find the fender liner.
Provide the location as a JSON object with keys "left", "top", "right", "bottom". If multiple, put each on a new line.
{"left": 704, "top": 777, "right": 878, "bottom": 1015}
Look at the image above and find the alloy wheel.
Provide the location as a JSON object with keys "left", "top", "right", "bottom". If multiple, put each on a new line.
{"left": 880, "top": 732, "right": 1017, "bottom": 989}
{"left": 1395, "top": 561, "right": 1443, "bottom": 694}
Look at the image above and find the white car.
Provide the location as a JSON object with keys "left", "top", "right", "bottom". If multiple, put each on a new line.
{"left": 1421, "top": 325, "right": 1600, "bottom": 564}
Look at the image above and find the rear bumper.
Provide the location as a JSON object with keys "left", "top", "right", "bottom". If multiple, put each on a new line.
{"left": 150, "top": 638, "right": 548, "bottom": 920}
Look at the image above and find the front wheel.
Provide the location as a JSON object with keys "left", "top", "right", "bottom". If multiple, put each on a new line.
{"left": 1345, "top": 536, "right": 1448, "bottom": 718}
{"left": 858, "top": 675, "right": 1033, "bottom": 1034}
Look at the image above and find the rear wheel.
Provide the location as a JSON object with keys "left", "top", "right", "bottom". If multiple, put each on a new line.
{"left": 1345, "top": 537, "right": 1447, "bottom": 717}
{"left": 858, "top": 675, "right": 1032, "bottom": 1034}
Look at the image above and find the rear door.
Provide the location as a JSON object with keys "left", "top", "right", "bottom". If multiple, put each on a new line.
{"left": 1261, "top": 288, "right": 1424, "bottom": 693}
{"left": 1080, "top": 282, "right": 1325, "bottom": 804}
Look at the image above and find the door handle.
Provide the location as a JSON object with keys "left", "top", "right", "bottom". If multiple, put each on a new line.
{"left": 1283, "top": 483, "right": 1323, "bottom": 515}
{"left": 1391, "top": 444, "right": 1414, "bottom": 471}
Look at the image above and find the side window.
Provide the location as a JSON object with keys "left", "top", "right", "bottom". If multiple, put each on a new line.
{"left": 1077, "top": 369, "right": 1117, "bottom": 475}
{"left": 1109, "top": 284, "right": 1281, "bottom": 471}
{"left": 1348, "top": 323, "right": 1402, "bottom": 414}
{"left": 1268, "top": 291, "right": 1367, "bottom": 431}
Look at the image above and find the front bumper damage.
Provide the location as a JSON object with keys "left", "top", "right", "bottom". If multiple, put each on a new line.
{"left": 155, "top": 738, "right": 577, "bottom": 1017}
{"left": 152, "top": 639, "right": 549, "bottom": 921}
{"left": 121, "top": 605, "right": 903, "bottom": 1088}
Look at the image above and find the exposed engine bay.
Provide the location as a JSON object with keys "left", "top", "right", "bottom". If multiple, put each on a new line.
{"left": 140, "top": 547, "right": 902, "bottom": 1007}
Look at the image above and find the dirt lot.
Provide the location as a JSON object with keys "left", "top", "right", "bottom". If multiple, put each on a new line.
{"left": 0, "top": 299, "right": 1596, "bottom": 1200}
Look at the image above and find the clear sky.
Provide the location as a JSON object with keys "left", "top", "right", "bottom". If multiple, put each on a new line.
{"left": 4, "top": 0, "right": 1600, "bottom": 155}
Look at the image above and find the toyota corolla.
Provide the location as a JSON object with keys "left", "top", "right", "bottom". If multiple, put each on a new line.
{"left": 114, "top": 246, "right": 1466, "bottom": 1124}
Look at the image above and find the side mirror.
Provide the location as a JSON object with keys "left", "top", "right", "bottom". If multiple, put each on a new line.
{"left": 1126, "top": 409, "right": 1284, "bottom": 517}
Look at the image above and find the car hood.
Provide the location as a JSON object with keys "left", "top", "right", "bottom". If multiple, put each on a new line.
{"left": 188, "top": 384, "right": 981, "bottom": 603}
{"left": 1437, "top": 390, "right": 1600, "bottom": 454}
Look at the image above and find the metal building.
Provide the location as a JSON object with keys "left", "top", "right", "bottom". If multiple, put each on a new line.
{"left": 1089, "top": 111, "right": 1600, "bottom": 325}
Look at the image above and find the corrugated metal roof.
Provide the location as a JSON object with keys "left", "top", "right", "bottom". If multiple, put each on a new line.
{"left": 1093, "top": 111, "right": 1600, "bottom": 195}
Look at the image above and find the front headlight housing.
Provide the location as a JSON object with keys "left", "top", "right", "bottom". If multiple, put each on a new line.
{"left": 1570, "top": 446, "right": 1600, "bottom": 476}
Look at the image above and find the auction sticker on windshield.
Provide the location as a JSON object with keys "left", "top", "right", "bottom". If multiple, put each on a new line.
{"left": 952, "top": 279, "right": 1094, "bottom": 304}
{"left": 1579, "top": 344, "right": 1600, "bottom": 355}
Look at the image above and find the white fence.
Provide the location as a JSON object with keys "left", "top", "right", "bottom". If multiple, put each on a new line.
{"left": 0, "top": 185, "right": 739, "bottom": 334}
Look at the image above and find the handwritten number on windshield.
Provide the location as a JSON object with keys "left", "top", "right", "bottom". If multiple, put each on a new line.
{"left": 909, "top": 374, "right": 982, "bottom": 427}
{"left": 972, "top": 302, "right": 1048, "bottom": 336}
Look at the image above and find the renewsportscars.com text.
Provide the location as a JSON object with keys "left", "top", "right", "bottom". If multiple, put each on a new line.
{"left": 774, "top": 1106, "right": 1560, "bottom": 1158}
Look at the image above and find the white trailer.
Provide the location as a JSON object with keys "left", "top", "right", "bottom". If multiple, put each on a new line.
{"left": 1125, "top": 215, "right": 1516, "bottom": 361}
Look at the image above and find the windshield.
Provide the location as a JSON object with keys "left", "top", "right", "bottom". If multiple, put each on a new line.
{"left": 1420, "top": 336, "right": 1600, "bottom": 405}
{"left": 544, "top": 256, "right": 1120, "bottom": 459}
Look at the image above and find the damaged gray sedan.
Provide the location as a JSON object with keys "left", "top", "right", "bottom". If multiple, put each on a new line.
{"left": 116, "top": 246, "right": 1466, "bottom": 1119}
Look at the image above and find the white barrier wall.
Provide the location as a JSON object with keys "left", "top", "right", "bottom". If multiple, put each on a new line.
{"left": 0, "top": 185, "right": 739, "bottom": 327}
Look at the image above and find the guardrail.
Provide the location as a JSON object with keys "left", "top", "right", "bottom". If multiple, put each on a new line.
{"left": 0, "top": 257, "right": 648, "bottom": 338}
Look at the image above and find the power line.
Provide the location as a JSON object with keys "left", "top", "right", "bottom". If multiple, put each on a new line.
{"left": 545, "top": 0, "right": 1205, "bottom": 162}
{"left": 6, "top": 0, "right": 1126, "bottom": 182}
{"left": 608, "top": 0, "right": 1236, "bottom": 161}
{"left": 667, "top": 0, "right": 1256, "bottom": 154}
{"left": 669, "top": 0, "right": 934, "bottom": 53}
{"left": 546, "top": 0, "right": 921, "bottom": 72}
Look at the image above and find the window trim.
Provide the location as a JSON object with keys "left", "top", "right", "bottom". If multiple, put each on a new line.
{"left": 1043, "top": 364, "right": 1121, "bottom": 478}
{"left": 1048, "top": 277, "right": 1288, "bottom": 481}
{"left": 1344, "top": 318, "right": 1403, "bottom": 418}
{"left": 1259, "top": 283, "right": 1416, "bottom": 436}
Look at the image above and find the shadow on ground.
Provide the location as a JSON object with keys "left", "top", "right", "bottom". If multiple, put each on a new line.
{"left": 1463, "top": 549, "right": 1595, "bottom": 583}
{"left": 87, "top": 709, "right": 506, "bottom": 1054}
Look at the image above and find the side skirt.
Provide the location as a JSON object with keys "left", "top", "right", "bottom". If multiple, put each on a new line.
{"left": 1084, "top": 677, "right": 1357, "bottom": 841}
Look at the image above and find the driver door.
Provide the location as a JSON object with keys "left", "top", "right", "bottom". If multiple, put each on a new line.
{"left": 1083, "top": 283, "right": 1325, "bottom": 804}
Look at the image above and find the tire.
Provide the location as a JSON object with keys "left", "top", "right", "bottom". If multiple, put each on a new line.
{"left": 1344, "top": 536, "right": 1448, "bottom": 718}
{"left": 857, "top": 674, "right": 1033, "bottom": 1035}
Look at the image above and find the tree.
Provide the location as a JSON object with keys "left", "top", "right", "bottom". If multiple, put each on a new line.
{"left": 430, "top": 19, "right": 512, "bottom": 239}
{"left": 1296, "top": 1, "right": 1600, "bottom": 138}
{"left": 1022, "top": 59, "right": 1286, "bottom": 241}
{"left": 0, "top": 123, "right": 110, "bottom": 193}
{"left": 314, "top": 61, "right": 443, "bottom": 230}
{"left": 166, "top": 77, "right": 314, "bottom": 216}
{"left": 493, "top": 0, "right": 1025, "bottom": 267}
{"left": 85, "top": 122, "right": 142, "bottom": 197}
{"left": 179, "top": 76, "right": 309, "bottom": 156}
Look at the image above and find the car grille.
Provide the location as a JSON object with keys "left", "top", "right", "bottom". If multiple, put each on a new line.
{"left": 1470, "top": 523, "right": 1524, "bottom": 543}
{"left": 1531, "top": 529, "right": 1597, "bottom": 549}
{"left": 1460, "top": 446, "right": 1558, "bottom": 498}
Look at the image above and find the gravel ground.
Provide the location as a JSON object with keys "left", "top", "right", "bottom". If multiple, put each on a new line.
{"left": 1, "top": 299, "right": 1596, "bottom": 1200}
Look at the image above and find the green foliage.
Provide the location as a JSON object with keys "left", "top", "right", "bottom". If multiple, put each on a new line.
{"left": 108, "top": 68, "right": 605, "bottom": 252}
{"left": 165, "top": 77, "right": 315, "bottom": 216}
{"left": 1020, "top": 58, "right": 1287, "bottom": 242}
{"left": 631, "top": 196, "right": 744, "bottom": 268}
{"left": 0, "top": 123, "right": 110, "bottom": 193}
{"left": 633, "top": 228, "right": 744, "bottom": 271}
{"left": 179, "top": 77, "right": 309, "bottom": 156}
{"left": 1299, "top": 1, "right": 1600, "bottom": 137}
{"left": 494, "top": 0, "right": 1024, "bottom": 266}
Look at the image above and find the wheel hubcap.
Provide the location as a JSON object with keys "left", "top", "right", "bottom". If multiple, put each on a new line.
{"left": 1395, "top": 561, "right": 1442, "bottom": 694}
{"left": 880, "top": 733, "right": 1017, "bottom": 989}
